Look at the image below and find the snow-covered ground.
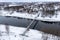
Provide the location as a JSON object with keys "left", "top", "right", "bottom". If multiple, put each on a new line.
{"left": 0, "top": 24, "right": 60, "bottom": 40}
{"left": 0, "top": 10, "right": 60, "bottom": 40}
{"left": 0, "top": 10, "right": 60, "bottom": 22}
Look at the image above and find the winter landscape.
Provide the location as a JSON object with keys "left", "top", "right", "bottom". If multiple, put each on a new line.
{"left": 0, "top": 2, "right": 60, "bottom": 40}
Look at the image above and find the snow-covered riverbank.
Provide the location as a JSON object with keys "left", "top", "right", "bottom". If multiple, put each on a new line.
{"left": 0, "top": 24, "right": 60, "bottom": 40}
{"left": 0, "top": 10, "right": 60, "bottom": 22}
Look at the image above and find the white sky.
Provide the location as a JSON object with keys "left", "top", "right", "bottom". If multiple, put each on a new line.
{"left": 0, "top": 0, "right": 60, "bottom": 2}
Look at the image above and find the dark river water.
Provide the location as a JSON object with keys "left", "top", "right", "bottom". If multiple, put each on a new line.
{"left": 0, "top": 16, "right": 60, "bottom": 36}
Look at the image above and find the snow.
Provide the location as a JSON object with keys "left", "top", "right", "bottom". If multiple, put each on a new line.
{"left": 0, "top": 10, "right": 60, "bottom": 40}
{"left": 0, "top": 24, "right": 60, "bottom": 40}
{"left": 0, "top": 24, "right": 42, "bottom": 40}
{"left": 0, "top": 3, "right": 60, "bottom": 40}
{"left": 0, "top": 10, "right": 60, "bottom": 22}
{"left": 9, "top": 4, "right": 21, "bottom": 7}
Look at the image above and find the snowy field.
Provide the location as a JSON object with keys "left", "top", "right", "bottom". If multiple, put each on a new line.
{"left": 0, "top": 24, "right": 60, "bottom": 40}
